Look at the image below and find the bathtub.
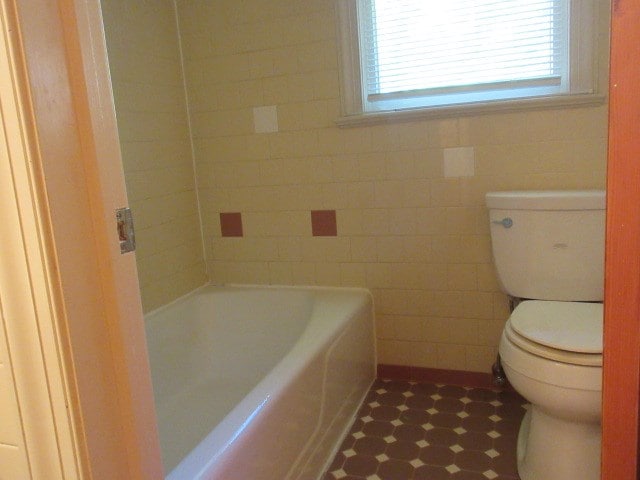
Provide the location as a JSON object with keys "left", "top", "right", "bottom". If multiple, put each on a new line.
{"left": 144, "top": 284, "right": 375, "bottom": 480}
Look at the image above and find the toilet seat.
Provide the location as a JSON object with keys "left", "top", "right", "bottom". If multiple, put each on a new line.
{"left": 506, "top": 300, "right": 603, "bottom": 367}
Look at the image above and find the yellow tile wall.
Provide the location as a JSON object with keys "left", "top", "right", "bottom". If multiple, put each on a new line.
{"left": 175, "top": 0, "right": 609, "bottom": 373}
{"left": 102, "top": 0, "right": 207, "bottom": 311}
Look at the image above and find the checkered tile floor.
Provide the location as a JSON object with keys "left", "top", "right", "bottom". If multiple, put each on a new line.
{"left": 323, "top": 379, "right": 527, "bottom": 480}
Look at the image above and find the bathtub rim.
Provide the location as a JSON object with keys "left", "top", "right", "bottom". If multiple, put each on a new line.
{"left": 144, "top": 282, "right": 375, "bottom": 321}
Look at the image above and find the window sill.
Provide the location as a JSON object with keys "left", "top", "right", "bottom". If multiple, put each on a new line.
{"left": 335, "top": 93, "right": 607, "bottom": 128}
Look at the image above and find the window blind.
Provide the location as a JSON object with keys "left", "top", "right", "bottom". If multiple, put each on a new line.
{"left": 360, "top": 0, "right": 569, "bottom": 107}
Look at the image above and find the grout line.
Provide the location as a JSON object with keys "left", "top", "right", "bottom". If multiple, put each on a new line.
{"left": 171, "top": 0, "right": 208, "bottom": 279}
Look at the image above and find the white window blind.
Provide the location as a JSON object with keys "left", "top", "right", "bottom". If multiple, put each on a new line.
{"left": 356, "top": 0, "right": 583, "bottom": 112}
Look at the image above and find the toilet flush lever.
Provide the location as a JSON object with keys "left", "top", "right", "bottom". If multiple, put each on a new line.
{"left": 492, "top": 217, "right": 513, "bottom": 228}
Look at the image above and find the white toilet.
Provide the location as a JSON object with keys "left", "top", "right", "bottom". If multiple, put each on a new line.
{"left": 486, "top": 190, "right": 605, "bottom": 480}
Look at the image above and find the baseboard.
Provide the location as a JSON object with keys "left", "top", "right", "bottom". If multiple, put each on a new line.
{"left": 377, "top": 364, "right": 513, "bottom": 391}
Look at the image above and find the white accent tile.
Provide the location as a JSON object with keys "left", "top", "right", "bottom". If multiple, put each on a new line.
{"left": 369, "top": 401, "right": 381, "bottom": 408}
{"left": 353, "top": 431, "right": 365, "bottom": 439}
{"left": 450, "top": 444, "right": 464, "bottom": 453}
{"left": 446, "top": 464, "right": 461, "bottom": 474}
{"left": 343, "top": 449, "right": 356, "bottom": 458}
{"left": 485, "top": 449, "right": 500, "bottom": 458}
{"left": 410, "top": 458, "right": 425, "bottom": 468}
{"left": 376, "top": 388, "right": 387, "bottom": 394}
{"left": 483, "top": 470, "right": 499, "bottom": 479}
{"left": 397, "top": 405, "right": 409, "bottom": 412}
{"left": 422, "top": 423, "right": 434, "bottom": 431}
{"left": 427, "top": 408, "right": 438, "bottom": 415}
{"left": 361, "top": 415, "right": 374, "bottom": 423}
{"left": 416, "top": 439, "right": 429, "bottom": 448}
{"left": 253, "top": 105, "right": 278, "bottom": 133}
{"left": 391, "top": 419, "right": 403, "bottom": 426}
{"left": 487, "top": 430, "right": 501, "bottom": 439}
{"left": 453, "top": 427, "right": 467, "bottom": 435}
{"left": 331, "top": 469, "right": 347, "bottom": 479}
{"left": 430, "top": 394, "right": 442, "bottom": 400}
{"left": 460, "top": 397, "right": 472, "bottom": 404}
{"left": 402, "top": 391, "right": 414, "bottom": 397}
{"left": 490, "top": 400, "right": 503, "bottom": 407}
{"left": 444, "top": 146, "right": 475, "bottom": 177}
{"left": 489, "top": 414, "right": 502, "bottom": 422}
{"left": 457, "top": 411, "right": 469, "bottom": 419}
{"left": 366, "top": 475, "right": 382, "bottom": 480}
{"left": 375, "top": 453, "right": 389, "bottom": 462}
{"left": 383, "top": 435, "right": 397, "bottom": 444}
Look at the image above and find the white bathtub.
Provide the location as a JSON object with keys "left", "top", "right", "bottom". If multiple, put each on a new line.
{"left": 144, "top": 284, "right": 375, "bottom": 480}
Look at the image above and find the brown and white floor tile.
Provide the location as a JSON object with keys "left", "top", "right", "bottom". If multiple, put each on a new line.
{"left": 323, "top": 379, "right": 527, "bottom": 480}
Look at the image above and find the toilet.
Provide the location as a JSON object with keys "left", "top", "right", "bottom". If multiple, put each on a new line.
{"left": 486, "top": 190, "right": 605, "bottom": 480}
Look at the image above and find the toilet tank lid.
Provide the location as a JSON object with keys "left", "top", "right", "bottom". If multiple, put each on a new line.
{"left": 486, "top": 190, "right": 605, "bottom": 210}
{"left": 510, "top": 301, "right": 603, "bottom": 354}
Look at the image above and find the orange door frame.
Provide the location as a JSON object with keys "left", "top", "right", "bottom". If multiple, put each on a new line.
{"left": 602, "top": 1, "right": 640, "bottom": 479}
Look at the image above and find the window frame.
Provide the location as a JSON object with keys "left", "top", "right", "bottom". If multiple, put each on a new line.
{"left": 335, "top": 0, "right": 604, "bottom": 126}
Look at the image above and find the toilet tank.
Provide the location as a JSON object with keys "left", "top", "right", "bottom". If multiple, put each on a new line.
{"left": 486, "top": 190, "right": 605, "bottom": 301}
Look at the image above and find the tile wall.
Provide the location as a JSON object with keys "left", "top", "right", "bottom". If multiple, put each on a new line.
{"left": 102, "top": 0, "right": 207, "bottom": 311}
{"left": 175, "top": 0, "right": 610, "bottom": 372}
{"left": 106, "top": 0, "right": 610, "bottom": 372}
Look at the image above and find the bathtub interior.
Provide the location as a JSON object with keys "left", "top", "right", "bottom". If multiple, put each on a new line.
{"left": 145, "top": 287, "right": 315, "bottom": 472}
{"left": 144, "top": 285, "right": 375, "bottom": 478}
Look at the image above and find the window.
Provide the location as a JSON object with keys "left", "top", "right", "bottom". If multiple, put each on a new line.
{"left": 337, "top": 0, "right": 600, "bottom": 123}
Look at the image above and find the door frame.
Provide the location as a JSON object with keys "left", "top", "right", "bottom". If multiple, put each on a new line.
{"left": 5, "top": 0, "right": 163, "bottom": 477}
{"left": 602, "top": 0, "right": 640, "bottom": 478}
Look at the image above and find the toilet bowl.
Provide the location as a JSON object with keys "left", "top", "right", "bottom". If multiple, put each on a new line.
{"left": 486, "top": 190, "right": 605, "bottom": 480}
{"left": 499, "top": 301, "right": 602, "bottom": 480}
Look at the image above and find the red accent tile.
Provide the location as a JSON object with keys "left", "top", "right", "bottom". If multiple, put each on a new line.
{"left": 343, "top": 455, "right": 378, "bottom": 476}
{"left": 430, "top": 412, "right": 462, "bottom": 429}
{"left": 377, "top": 391, "right": 406, "bottom": 406}
{"left": 462, "top": 416, "right": 495, "bottom": 433}
{"left": 311, "top": 210, "right": 337, "bottom": 236}
{"left": 497, "top": 402, "right": 528, "bottom": 419}
{"left": 491, "top": 451, "right": 519, "bottom": 476}
{"left": 458, "top": 431, "right": 493, "bottom": 450}
{"left": 398, "top": 408, "right": 430, "bottom": 425}
{"left": 418, "top": 444, "right": 456, "bottom": 466}
{"left": 393, "top": 424, "right": 426, "bottom": 442}
{"left": 439, "top": 385, "right": 470, "bottom": 398}
{"left": 352, "top": 437, "right": 387, "bottom": 455}
{"left": 467, "top": 389, "right": 498, "bottom": 402}
{"left": 386, "top": 440, "right": 421, "bottom": 461}
{"left": 411, "top": 382, "right": 439, "bottom": 396}
{"left": 406, "top": 395, "right": 436, "bottom": 410}
{"left": 424, "top": 427, "right": 458, "bottom": 447}
{"left": 456, "top": 450, "right": 492, "bottom": 471}
{"left": 493, "top": 419, "right": 521, "bottom": 436}
{"left": 370, "top": 405, "right": 400, "bottom": 422}
{"left": 434, "top": 398, "right": 465, "bottom": 413}
{"left": 220, "top": 212, "right": 243, "bottom": 237}
{"left": 362, "top": 420, "right": 394, "bottom": 438}
{"left": 466, "top": 402, "right": 495, "bottom": 417}
{"left": 376, "top": 459, "right": 414, "bottom": 479}
{"left": 413, "top": 464, "right": 451, "bottom": 480}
